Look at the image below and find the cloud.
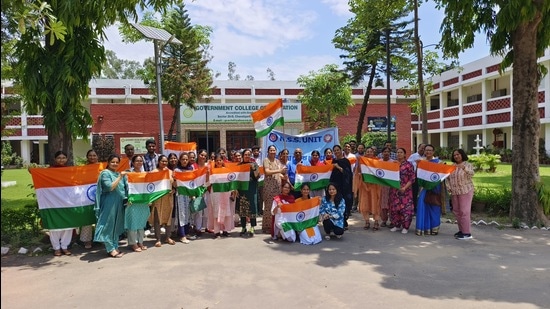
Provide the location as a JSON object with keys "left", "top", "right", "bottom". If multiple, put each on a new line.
{"left": 321, "top": 0, "right": 352, "bottom": 17}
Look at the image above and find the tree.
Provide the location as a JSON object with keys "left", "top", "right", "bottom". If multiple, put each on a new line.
{"left": 11, "top": 0, "right": 177, "bottom": 164}
{"left": 267, "top": 68, "right": 276, "bottom": 80}
{"left": 333, "top": 0, "right": 415, "bottom": 143}
{"left": 227, "top": 61, "right": 240, "bottom": 80}
{"left": 435, "top": 0, "right": 550, "bottom": 225}
{"left": 161, "top": 4, "right": 213, "bottom": 141}
{"left": 297, "top": 64, "right": 353, "bottom": 129}
{"left": 99, "top": 50, "right": 144, "bottom": 79}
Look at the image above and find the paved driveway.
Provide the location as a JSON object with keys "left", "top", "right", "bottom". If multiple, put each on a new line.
{"left": 2, "top": 214, "right": 549, "bottom": 309}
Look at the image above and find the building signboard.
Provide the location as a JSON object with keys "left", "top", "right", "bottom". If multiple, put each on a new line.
{"left": 181, "top": 103, "right": 302, "bottom": 124}
{"left": 366, "top": 116, "right": 397, "bottom": 132}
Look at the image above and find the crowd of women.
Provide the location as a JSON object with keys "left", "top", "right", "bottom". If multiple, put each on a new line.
{"left": 45, "top": 139, "right": 475, "bottom": 258}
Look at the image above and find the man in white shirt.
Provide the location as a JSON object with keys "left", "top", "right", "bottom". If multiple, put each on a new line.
{"left": 407, "top": 143, "right": 426, "bottom": 214}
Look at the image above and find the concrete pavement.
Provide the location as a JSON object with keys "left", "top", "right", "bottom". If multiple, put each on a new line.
{"left": 1, "top": 213, "right": 549, "bottom": 309}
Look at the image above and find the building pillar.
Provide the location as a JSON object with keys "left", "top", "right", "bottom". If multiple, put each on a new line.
{"left": 20, "top": 140, "right": 31, "bottom": 164}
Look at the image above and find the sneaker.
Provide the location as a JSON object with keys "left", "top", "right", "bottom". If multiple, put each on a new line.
{"left": 336, "top": 235, "right": 342, "bottom": 239}
{"left": 387, "top": 223, "right": 395, "bottom": 229}
{"left": 390, "top": 227, "right": 398, "bottom": 232}
{"left": 454, "top": 231, "right": 463, "bottom": 238}
{"left": 457, "top": 233, "right": 473, "bottom": 240}
{"left": 324, "top": 235, "right": 331, "bottom": 240}
{"left": 144, "top": 230, "right": 151, "bottom": 236}
{"left": 248, "top": 227, "right": 255, "bottom": 237}
{"left": 239, "top": 228, "right": 247, "bottom": 236}
{"left": 187, "top": 235, "right": 197, "bottom": 240}
{"left": 401, "top": 228, "right": 408, "bottom": 234}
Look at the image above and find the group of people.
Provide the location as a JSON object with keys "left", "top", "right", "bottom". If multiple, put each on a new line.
{"left": 45, "top": 138, "right": 476, "bottom": 257}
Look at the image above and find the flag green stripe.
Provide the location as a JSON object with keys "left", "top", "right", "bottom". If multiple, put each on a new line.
{"left": 40, "top": 205, "right": 96, "bottom": 230}
{"left": 295, "top": 179, "right": 330, "bottom": 191}
{"left": 255, "top": 117, "right": 284, "bottom": 138}
{"left": 177, "top": 186, "right": 206, "bottom": 197}
{"left": 281, "top": 217, "right": 319, "bottom": 232}
{"left": 211, "top": 181, "right": 249, "bottom": 192}
{"left": 362, "top": 174, "right": 400, "bottom": 189}
{"left": 417, "top": 179, "right": 439, "bottom": 190}
{"left": 129, "top": 189, "right": 171, "bottom": 204}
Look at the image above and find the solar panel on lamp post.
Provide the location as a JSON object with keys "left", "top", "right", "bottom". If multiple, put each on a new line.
{"left": 130, "top": 23, "right": 182, "bottom": 153}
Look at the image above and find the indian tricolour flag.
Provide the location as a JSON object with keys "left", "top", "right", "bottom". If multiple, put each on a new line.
{"left": 30, "top": 165, "right": 101, "bottom": 230}
{"left": 163, "top": 141, "right": 197, "bottom": 156}
{"left": 279, "top": 197, "right": 321, "bottom": 233}
{"left": 174, "top": 167, "right": 207, "bottom": 197}
{"left": 250, "top": 98, "right": 284, "bottom": 138}
{"left": 210, "top": 165, "right": 250, "bottom": 192}
{"left": 348, "top": 155, "right": 357, "bottom": 172}
{"left": 359, "top": 156, "right": 400, "bottom": 189}
{"left": 295, "top": 164, "right": 332, "bottom": 191}
{"left": 417, "top": 160, "right": 456, "bottom": 190}
{"left": 127, "top": 170, "right": 172, "bottom": 204}
{"left": 258, "top": 166, "right": 265, "bottom": 187}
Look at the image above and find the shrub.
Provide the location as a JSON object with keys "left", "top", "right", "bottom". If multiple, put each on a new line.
{"left": 469, "top": 153, "right": 501, "bottom": 172}
{"left": 473, "top": 186, "right": 511, "bottom": 215}
{"left": 1, "top": 202, "right": 42, "bottom": 247}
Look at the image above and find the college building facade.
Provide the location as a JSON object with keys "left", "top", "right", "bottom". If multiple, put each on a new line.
{"left": 2, "top": 48, "right": 549, "bottom": 164}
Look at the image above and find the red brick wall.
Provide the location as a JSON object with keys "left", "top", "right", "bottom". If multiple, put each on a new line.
{"left": 335, "top": 103, "right": 412, "bottom": 152}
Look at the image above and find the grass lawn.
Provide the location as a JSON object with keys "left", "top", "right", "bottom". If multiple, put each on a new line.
{"left": 472, "top": 163, "right": 550, "bottom": 188}
{"left": 1, "top": 168, "right": 35, "bottom": 209}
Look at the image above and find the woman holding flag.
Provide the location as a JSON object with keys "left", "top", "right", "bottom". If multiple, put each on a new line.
{"left": 47, "top": 151, "right": 75, "bottom": 256}
{"left": 415, "top": 145, "right": 443, "bottom": 236}
{"left": 262, "top": 145, "right": 287, "bottom": 236}
{"left": 124, "top": 155, "right": 150, "bottom": 252}
{"left": 389, "top": 148, "right": 415, "bottom": 234}
{"left": 356, "top": 147, "right": 382, "bottom": 231}
{"left": 149, "top": 155, "right": 176, "bottom": 247}
{"left": 94, "top": 154, "right": 128, "bottom": 258}
{"left": 329, "top": 145, "right": 353, "bottom": 230}
{"left": 207, "top": 154, "right": 234, "bottom": 238}
{"left": 174, "top": 152, "right": 194, "bottom": 244}
{"left": 308, "top": 150, "right": 325, "bottom": 198}
{"left": 237, "top": 149, "right": 260, "bottom": 237}
{"left": 191, "top": 149, "right": 210, "bottom": 237}
{"left": 80, "top": 149, "right": 99, "bottom": 249}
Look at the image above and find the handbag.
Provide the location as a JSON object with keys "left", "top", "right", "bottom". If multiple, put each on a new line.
{"left": 189, "top": 196, "right": 207, "bottom": 213}
{"left": 424, "top": 190, "right": 442, "bottom": 206}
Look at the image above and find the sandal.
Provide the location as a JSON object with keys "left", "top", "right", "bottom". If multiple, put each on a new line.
{"left": 165, "top": 238, "right": 176, "bottom": 245}
{"left": 84, "top": 241, "right": 92, "bottom": 249}
{"left": 373, "top": 222, "right": 380, "bottom": 231}
{"left": 132, "top": 244, "right": 142, "bottom": 252}
{"left": 363, "top": 222, "right": 370, "bottom": 230}
{"left": 54, "top": 250, "right": 62, "bottom": 256}
{"left": 62, "top": 249, "right": 72, "bottom": 256}
{"left": 154, "top": 241, "right": 162, "bottom": 247}
{"left": 180, "top": 237, "right": 190, "bottom": 244}
{"left": 109, "top": 250, "right": 124, "bottom": 258}
{"left": 138, "top": 243, "right": 148, "bottom": 250}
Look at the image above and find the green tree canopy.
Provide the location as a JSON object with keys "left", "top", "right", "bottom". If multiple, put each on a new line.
{"left": 435, "top": 0, "right": 550, "bottom": 225}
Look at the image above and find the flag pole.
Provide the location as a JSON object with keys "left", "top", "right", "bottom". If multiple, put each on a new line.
{"left": 282, "top": 98, "right": 286, "bottom": 150}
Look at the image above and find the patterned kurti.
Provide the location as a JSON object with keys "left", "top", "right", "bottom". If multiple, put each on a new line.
{"left": 262, "top": 158, "right": 284, "bottom": 234}
{"left": 389, "top": 160, "right": 416, "bottom": 230}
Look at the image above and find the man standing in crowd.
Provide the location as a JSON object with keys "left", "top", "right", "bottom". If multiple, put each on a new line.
{"left": 143, "top": 139, "right": 160, "bottom": 172}
{"left": 378, "top": 140, "right": 397, "bottom": 160}
{"left": 287, "top": 148, "right": 309, "bottom": 198}
{"left": 407, "top": 143, "right": 426, "bottom": 214}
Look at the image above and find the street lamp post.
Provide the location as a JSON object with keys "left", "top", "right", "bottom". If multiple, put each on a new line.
{"left": 131, "top": 24, "right": 182, "bottom": 153}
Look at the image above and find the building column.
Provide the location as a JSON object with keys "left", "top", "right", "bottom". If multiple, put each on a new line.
{"left": 20, "top": 140, "right": 31, "bottom": 164}
{"left": 39, "top": 141, "right": 46, "bottom": 165}
{"left": 220, "top": 128, "right": 227, "bottom": 150}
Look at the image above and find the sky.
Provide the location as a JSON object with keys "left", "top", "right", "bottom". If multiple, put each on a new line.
{"left": 102, "top": 0, "right": 491, "bottom": 81}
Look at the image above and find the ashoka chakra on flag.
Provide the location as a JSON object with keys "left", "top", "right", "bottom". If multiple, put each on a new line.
{"left": 227, "top": 172, "right": 237, "bottom": 181}
{"left": 430, "top": 173, "right": 440, "bottom": 182}
{"left": 375, "top": 169, "right": 385, "bottom": 177}
{"left": 296, "top": 211, "right": 306, "bottom": 222}
{"left": 147, "top": 183, "right": 156, "bottom": 193}
{"left": 266, "top": 116, "right": 273, "bottom": 126}
{"left": 309, "top": 173, "right": 319, "bottom": 182}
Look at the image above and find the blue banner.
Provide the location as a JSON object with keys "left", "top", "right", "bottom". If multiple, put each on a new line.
{"left": 262, "top": 128, "right": 340, "bottom": 162}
